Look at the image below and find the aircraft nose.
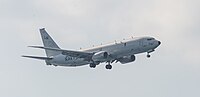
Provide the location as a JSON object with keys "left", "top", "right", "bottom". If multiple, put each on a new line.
{"left": 158, "top": 41, "right": 161, "bottom": 45}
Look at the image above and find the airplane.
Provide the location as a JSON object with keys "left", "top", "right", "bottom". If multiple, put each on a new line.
{"left": 22, "top": 28, "right": 161, "bottom": 70}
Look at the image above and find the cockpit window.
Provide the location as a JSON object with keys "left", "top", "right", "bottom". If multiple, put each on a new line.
{"left": 147, "top": 38, "right": 154, "bottom": 41}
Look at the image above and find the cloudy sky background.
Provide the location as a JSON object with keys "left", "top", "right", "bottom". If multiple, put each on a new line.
{"left": 0, "top": 0, "right": 200, "bottom": 97}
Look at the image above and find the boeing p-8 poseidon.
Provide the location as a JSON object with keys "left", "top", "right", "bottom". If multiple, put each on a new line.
{"left": 22, "top": 28, "right": 161, "bottom": 70}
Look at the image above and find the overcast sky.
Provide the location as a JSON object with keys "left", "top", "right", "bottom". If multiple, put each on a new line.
{"left": 0, "top": 0, "right": 200, "bottom": 97}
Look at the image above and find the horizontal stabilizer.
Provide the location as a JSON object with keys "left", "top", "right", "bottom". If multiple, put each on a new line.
{"left": 22, "top": 55, "right": 53, "bottom": 60}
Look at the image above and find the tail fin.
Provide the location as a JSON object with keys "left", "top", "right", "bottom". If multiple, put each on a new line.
{"left": 40, "top": 28, "right": 61, "bottom": 57}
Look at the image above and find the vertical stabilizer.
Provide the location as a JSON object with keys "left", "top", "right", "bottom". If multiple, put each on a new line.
{"left": 40, "top": 28, "right": 61, "bottom": 57}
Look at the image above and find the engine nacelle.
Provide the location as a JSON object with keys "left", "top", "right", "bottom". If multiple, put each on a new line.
{"left": 118, "top": 55, "right": 136, "bottom": 64}
{"left": 92, "top": 51, "right": 108, "bottom": 62}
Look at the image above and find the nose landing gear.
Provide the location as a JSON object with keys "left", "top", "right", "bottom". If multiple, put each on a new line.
{"left": 147, "top": 53, "right": 151, "bottom": 58}
{"left": 147, "top": 49, "right": 155, "bottom": 58}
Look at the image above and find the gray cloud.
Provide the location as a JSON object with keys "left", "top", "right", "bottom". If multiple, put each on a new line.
{"left": 0, "top": 0, "right": 200, "bottom": 97}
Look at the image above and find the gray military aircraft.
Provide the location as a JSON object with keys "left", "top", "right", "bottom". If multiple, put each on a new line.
{"left": 22, "top": 28, "right": 161, "bottom": 69}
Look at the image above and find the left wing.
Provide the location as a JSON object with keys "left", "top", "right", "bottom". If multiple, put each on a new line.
{"left": 28, "top": 46, "right": 94, "bottom": 58}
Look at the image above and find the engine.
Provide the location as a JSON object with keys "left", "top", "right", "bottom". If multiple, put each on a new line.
{"left": 118, "top": 55, "right": 136, "bottom": 64}
{"left": 92, "top": 51, "right": 108, "bottom": 62}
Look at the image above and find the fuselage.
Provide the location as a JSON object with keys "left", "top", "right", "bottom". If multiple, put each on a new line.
{"left": 49, "top": 37, "right": 161, "bottom": 66}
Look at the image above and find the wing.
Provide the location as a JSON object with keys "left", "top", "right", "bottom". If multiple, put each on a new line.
{"left": 28, "top": 46, "right": 94, "bottom": 58}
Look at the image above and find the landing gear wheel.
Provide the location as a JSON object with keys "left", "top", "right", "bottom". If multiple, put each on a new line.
{"left": 147, "top": 54, "right": 151, "bottom": 58}
{"left": 90, "top": 64, "right": 96, "bottom": 68}
{"left": 105, "top": 65, "right": 112, "bottom": 69}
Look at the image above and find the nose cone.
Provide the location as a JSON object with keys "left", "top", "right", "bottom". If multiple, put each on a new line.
{"left": 158, "top": 41, "right": 161, "bottom": 45}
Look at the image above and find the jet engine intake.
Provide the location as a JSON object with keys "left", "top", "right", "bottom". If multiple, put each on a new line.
{"left": 92, "top": 51, "right": 108, "bottom": 62}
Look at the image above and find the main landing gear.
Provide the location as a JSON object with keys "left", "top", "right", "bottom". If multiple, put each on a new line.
{"left": 90, "top": 61, "right": 113, "bottom": 70}
{"left": 90, "top": 63, "right": 96, "bottom": 68}
{"left": 105, "top": 61, "right": 112, "bottom": 70}
{"left": 105, "top": 64, "right": 112, "bottom": 70}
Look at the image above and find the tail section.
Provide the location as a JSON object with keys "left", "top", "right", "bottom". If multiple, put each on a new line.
{"left": 40, "top": 28, "right": 61, "bottom": 57}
